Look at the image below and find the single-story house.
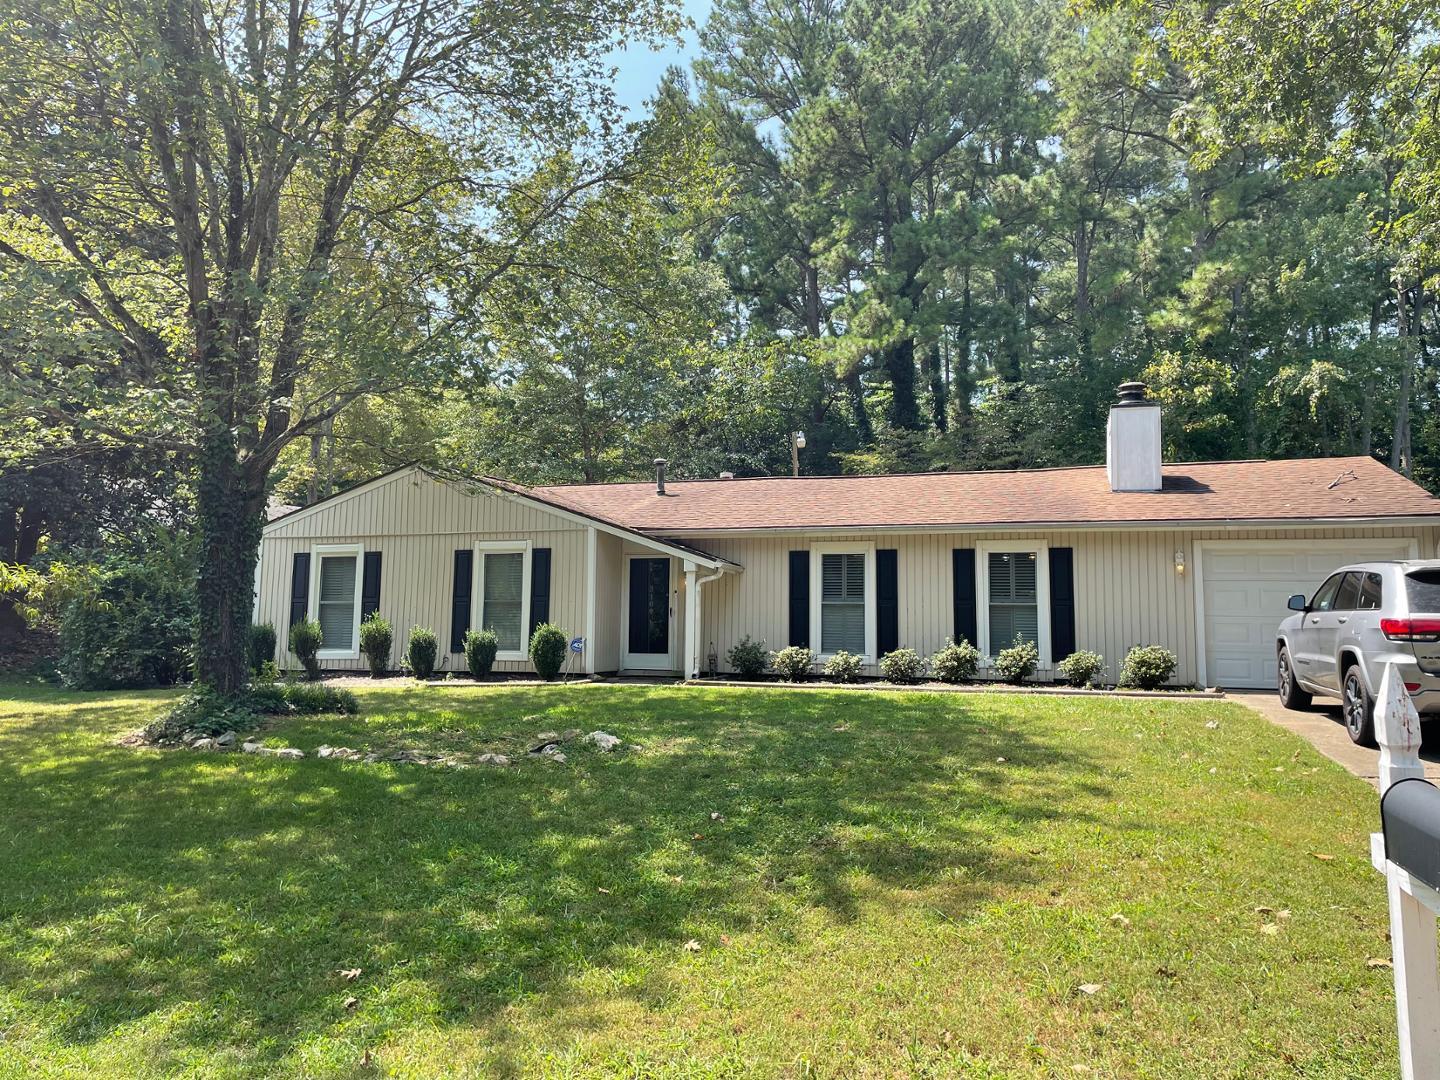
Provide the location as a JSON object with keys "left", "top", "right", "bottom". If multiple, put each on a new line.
{"left": 255, "top": 383, "right": 1440, "bottom": 689}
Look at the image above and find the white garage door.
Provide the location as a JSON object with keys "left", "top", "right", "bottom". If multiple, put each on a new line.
{"left": 1200, "top": 540, "right": 1416, "bottom": 689}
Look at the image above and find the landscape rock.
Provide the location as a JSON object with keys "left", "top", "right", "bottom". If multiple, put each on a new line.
{"left": 476, "top": 753, "right": 511, "bottom": 766}
{"left": 585, "top": 730, "right": 621, "bottom": 752}
{"left": 181, "top": 729, "right": 205, "bottom": 746}
{"left": 561, "top": 728, "right": 581, "bottom": 741}
{"left": 273, "top": 747, "right": 304, "bottom": 760}
{"left": 215, "top": 731, "right": 236, "bottom": 749}
{"left": 243, "top": 741, "right": 262, "bottom": 754}
{"left": 191, "top": 738, "right": 216, "bottom": 751}
{"left": 540, "top": 746, "right": 567, "bottom": 764}
{"left": 318, "top": 745, "right": 364, "bottom": 760}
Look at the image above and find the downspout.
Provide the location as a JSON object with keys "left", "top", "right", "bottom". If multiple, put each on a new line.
{"left": 689, "top": 566, "right": 726, "bottom": 678}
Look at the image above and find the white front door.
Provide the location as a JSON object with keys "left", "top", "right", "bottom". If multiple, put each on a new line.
{"left": 1199, "top": 540, "right": 1415, "bottom": 689}
{"left": 623, "top": 556, "right": 676, "bottom": 670}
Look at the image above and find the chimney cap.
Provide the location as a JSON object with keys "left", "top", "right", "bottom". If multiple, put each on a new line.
{"left": 654, "top": 458, "right": 668, "bottom": 496}
{"left": 1115, "top": 381, "right": 1155, "bottom": 407}
{"left": 719, "top": 470, "right": 735, "bottom": 479}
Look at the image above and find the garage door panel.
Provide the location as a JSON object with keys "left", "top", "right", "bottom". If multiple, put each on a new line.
{"left": 1201, "top": 540, "right": 1414, "bottom": 689}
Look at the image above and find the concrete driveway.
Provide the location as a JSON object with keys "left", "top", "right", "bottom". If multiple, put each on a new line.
{"left": 1229, "top": 690, "right": 1440, "bottom": 787}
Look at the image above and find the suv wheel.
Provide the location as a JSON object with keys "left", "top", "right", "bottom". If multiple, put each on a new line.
{"left": 1277, "top": 646, "right": 1312, "bottom": 710}
{"left": 1342, "top": 665, "right": 1376, "bottom": 747}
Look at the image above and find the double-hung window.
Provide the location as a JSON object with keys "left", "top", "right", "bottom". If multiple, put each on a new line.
{"left": 310, "top": 543, "right": 364, "bottom": 659}
{"left": 810, "top": 544, "right": 874, "bottom": 658}
{"left": 976, "top": 540, "right": 1050, "bottom": 665}
{"left": 475, "top": 541, "right": 531, "bottom": 660}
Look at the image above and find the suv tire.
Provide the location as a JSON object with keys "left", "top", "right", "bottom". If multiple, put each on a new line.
{"left": 1342, "top": 663, "right": 1376, "bottom": 747}
{"left": 1277, "top": 646, "right": 1312, "bottom": 710}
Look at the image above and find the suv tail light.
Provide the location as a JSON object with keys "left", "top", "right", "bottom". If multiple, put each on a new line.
{"left": 1380, "top": 618, "right": 1440, "bottom": 642}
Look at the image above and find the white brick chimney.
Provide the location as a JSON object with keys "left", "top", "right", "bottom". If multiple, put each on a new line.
{"left": 1106, "top": 381, "right": 1162, "bottom": 492}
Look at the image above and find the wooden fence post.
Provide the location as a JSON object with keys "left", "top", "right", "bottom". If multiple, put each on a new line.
{"left": 1372, "top": 662, "right": 1440, "bottom": 1080}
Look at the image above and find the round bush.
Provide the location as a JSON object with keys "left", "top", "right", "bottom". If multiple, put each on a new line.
{"left": 930, "top": 638, "right": 979, "bottom": 684}
{"left": 288, "top": 618, "right": 323, "bottom": 681}
{"left": 1057, "top": 649, "right": 1105, "bottom": 688}
{"left": 993, "top": 639, "right": 1039, "bottom": 684}
{"left": 57, "top": 552, "right": 196, "bottom": 690}
{"left": 726, "top": 635, "right": 768, "bottom": 679}
{"left": 769, "top": 645, "right": 815, "bottom": 682}
{"left": 359, "top": 614, "right": 393, "bottom": 677}
{"left": 464, "top": 628, "right": 499, "bottom": 679}
{"left": 529, "top": 623, "right": 568, "bottom": 680}
{"left": 822, "top": 650, "right": 864, "bottom": 683}
{"left": 879, "top": 647, "right": 926, "bottom": 685}
{"left": 405, "top": 626, "right": 439, "bottom": 679}
{"left": 247, "top": 623, "right": 277, "bottom": 675}
{"left": 1118, "top": 645, "right": 1177, "bottom": 690}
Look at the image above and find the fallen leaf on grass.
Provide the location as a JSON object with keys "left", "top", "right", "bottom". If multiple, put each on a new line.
{"left": 359, "top": 1049, "right": 373, "bottom": 1068}
{"left": 343, "top": 996, "right": 359, "bottom": 1010}
{"left": 1277, "top": 909, "right": 1291, "bottom": 920}
{"left": 1260, "top": 924, "right": 1280, "bottom": 936}
{"left": 1205, "top": 720, "right": 1219, "bottom": 730}
{"left": 710, "top": 811, "right": 724, "bottom": 821}
{"left": 682, "top": 939, "right": 701, "bottom": 953}
{"left": 1367, "top": 957, "right": 1393, "bottom": 969}
{"left": 1109, "top": 914, "right": 1131, "bottom": 929}
{"left": 339, "top": 968, "right": 362, "bottom": 981}
{"left": 596, "top": 887, "right": 611, "bottom": 894}
{"left": 1076, "top": 983, "right": 1101, "bottom": 996}
{"left": 1254, "top": 906, "right": 1274, "bottom": 916}
{"left": 1311, "top": 852, "right": 1335, "bottom": 861}
{"left": 691, "top": 833, "right": 704, "bottom": 841}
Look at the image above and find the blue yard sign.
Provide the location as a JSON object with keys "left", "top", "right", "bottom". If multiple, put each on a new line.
{"left": 569, "top": 636, "right": 584, "bottom": 654}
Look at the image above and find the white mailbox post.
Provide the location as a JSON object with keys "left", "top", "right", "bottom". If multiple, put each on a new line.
{"left": 1370, "top": 662, "right": 1440, "bottom": 1080}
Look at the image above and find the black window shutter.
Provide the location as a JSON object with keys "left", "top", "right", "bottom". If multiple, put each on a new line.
{"left": 450, "top": 550, "right": 473, "bottom": 653}
{"left": 361, "top": 551, "right": 382, "bottom": 620}
{"left": 528, "top": 547, "right": 552, "bottom": 640}
{"left": 876, "top": 548, "right": 899, "bottom": 656}
{"left": 288, "top": 552, "right": 310, "bottom": 628}
{"left": 952, "top": 548, "right": 977, "bottom": 646}
{"left": 788, "top": 550, "right": 809, "bottom": 647}
{"left": 1049, "top": 547, "right": 1076, "bottom": 660}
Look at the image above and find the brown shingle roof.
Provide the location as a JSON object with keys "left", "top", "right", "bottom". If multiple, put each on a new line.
{"left": 531, "top": 456, "right": 1440, "bottom": 533}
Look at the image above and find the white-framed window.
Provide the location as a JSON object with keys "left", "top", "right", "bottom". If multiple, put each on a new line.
{"left": 474, "top": 540, "right": 532, "bottom": 661}
{"left": 975, "top": 539, "right": 1051, "bottom": 667}
{"left": 809, "top": 542, "right": 876, "bottom": 660}
{"left": 309, "top": 543, "right": 364, "bottom": 660}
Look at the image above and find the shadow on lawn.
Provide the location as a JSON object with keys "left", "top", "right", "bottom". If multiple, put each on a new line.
{"left": 0, "top": 685, "right": 1112, "bottom": 1073}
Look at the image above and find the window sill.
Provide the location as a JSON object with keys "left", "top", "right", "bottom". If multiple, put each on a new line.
{"left": 496, "top": 651, "right": 526, "bottom": 663}
{"left": 316, "top": 649, "right": 360, "bottom": 661}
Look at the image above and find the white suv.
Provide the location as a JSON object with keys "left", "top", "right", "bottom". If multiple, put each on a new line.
{"left": 1276, "top": 560, "right": 1440, "bottom": 746}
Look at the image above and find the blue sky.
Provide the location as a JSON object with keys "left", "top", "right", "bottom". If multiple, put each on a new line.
{"left": 607, "top": 0, "right": 713, "bottom": 116}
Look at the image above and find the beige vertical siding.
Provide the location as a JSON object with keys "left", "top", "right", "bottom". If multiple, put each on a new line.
{"left": 592, "top": 531, "right": 623, "bottom": 671}
{"left": 258, "top": 469, "right": 589, "bottom": 673}
{"left": 681, "top": 525, "right": 1440, "bottom": 685}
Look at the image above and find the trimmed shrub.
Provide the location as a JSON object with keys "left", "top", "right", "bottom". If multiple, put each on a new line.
{"left": 769, "top": 645, "right": 815, "bottom": 682}
{"left": 272, "top": 681, "right": 359, "bottom": 715}
{"left": 994, "top": 639, "right": 1039, "bottom": 684}
{"left": 247, "top": 623, "right": 277, "bottom": 675}
{"left": 822, "top": 650, "right": 864, "bottom": 683}
{"left": 529, "top": 623, "right": 568, "bottom": 680}
{"left": 930, "top": 638, "right": 979, "bottom": 684}
{"left": 406, "top": 626, "right": 439, "bottom": 679}
{"left": 879, "top": 647, "right": 926, "bottom": 685}
{"left": 727, "top": 635, "right": 768, "bottom": 679}
{"left": 1057, "top": 649, "right": 1105, "bottom": 688}
{"left": 464, "top": 628, "right": 499, "bottom": 679}
{"left": 288, "top": 618, "right": 323, "bottom": 680}
{"left": 1118, "top": 645, "right": 1178, "bottom": 690}
{"left": 359, "top": 614, "right": 393, "bottom": 677}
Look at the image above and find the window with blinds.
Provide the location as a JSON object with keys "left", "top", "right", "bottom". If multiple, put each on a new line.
{"left": 317, "top": 555, "right": 358, "bottom": 651}
{"left": 988, "top": 551, "right": 1038, "bottom": 651}
{"left": 821, "top": 552, "right": 866, "bottom": 654}
{"left": 482, "top": 552, "right": 525, "bottom": 652}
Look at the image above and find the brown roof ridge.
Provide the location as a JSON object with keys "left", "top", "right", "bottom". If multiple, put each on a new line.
{"left": 535, "top": 454, "right": 1384, "bottom": 490}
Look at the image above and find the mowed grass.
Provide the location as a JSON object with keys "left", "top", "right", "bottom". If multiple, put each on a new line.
{"left": 0, "top": 680, "right": 1400, "bottom": 1078}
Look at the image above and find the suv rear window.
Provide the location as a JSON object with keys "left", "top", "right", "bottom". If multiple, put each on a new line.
{"left": 1405, "top": 570, "right": 1440, "bottom": 612}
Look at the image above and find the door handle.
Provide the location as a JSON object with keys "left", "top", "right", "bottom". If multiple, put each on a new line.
{"left": 1309, "top": 617, "right": 1320, "bottom": 624}
{"left": 1337, "top": 616, "right": 1348, "bottom": 624}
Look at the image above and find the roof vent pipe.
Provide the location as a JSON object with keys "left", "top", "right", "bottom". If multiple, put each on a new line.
{"left": 719, "top": 471, "right": 735, "bottom": 480}
{"left": 654, "top": 458, "right": 667, "bottom": 496}
{"left": 1107, "top": 381, "right": 1162, "bottom": 492}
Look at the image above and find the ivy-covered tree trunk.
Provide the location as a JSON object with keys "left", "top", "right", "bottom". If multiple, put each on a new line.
{"left": 194, "top": 426, "right": 266, "bottom": 697}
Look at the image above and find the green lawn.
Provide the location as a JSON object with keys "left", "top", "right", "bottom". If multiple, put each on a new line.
{"left": 0, "top": 680, "right": 1400, "bottom": 1078}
